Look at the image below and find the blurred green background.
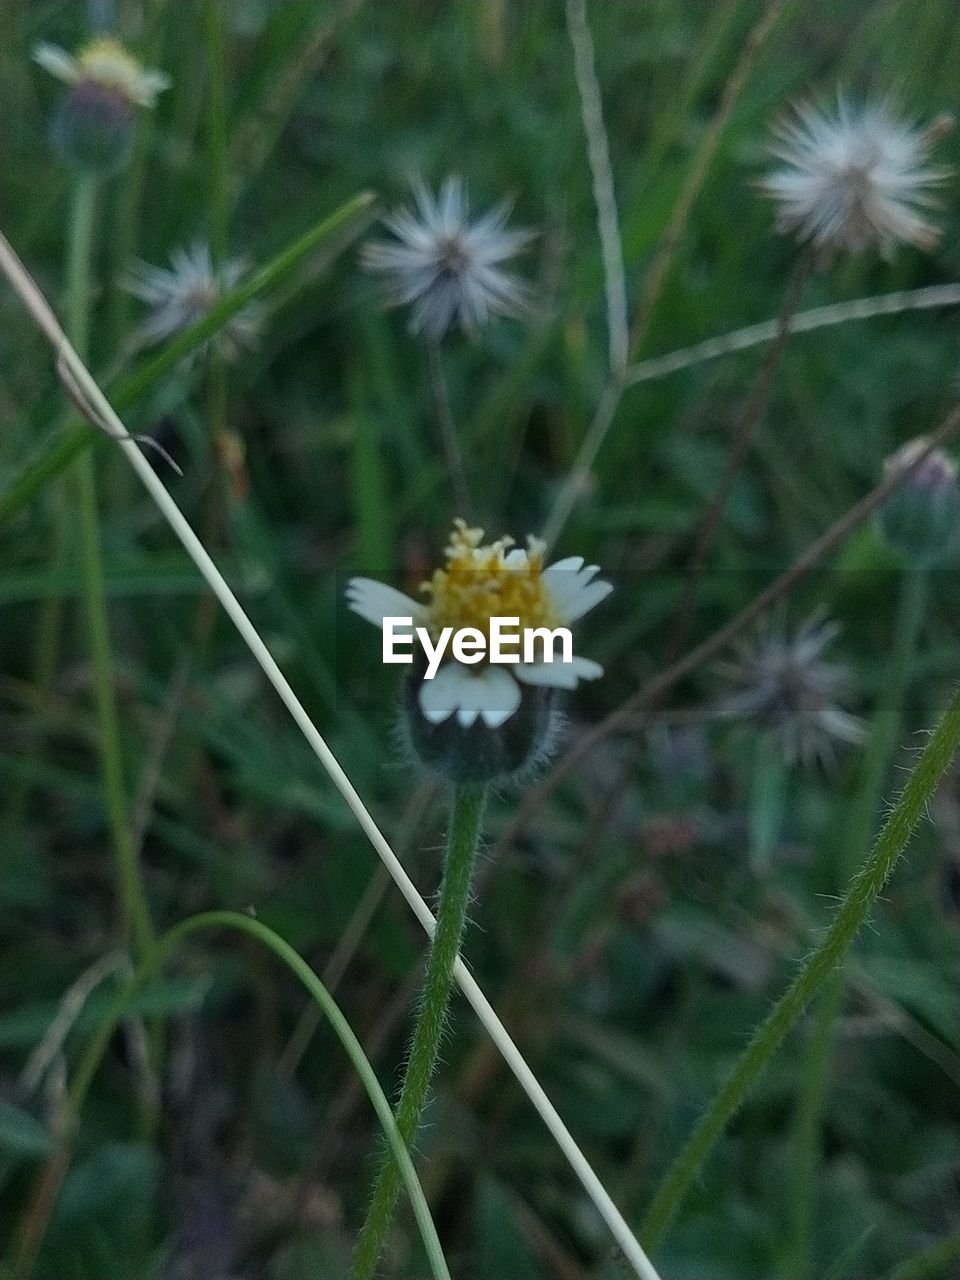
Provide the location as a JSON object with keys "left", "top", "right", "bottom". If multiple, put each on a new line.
{"left": 2, "top": 1, "right": 960, "bottom": 1277}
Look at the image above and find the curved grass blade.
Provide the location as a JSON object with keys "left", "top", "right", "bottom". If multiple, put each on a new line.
{"left": 20, "top": 911, "right": 451, "bottom": 1280}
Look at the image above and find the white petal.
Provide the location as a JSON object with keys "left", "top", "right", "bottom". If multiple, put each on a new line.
{"left": 543, "top": 558, "right": 597, "bottom": 602}
{"left": 135, "top": 68, "right": 172, "bottom": 105}
{"left": 475, "top": 666, "right": 522, "bottom": 726}
{"left": 554, "top": 577, "right": 613, "bottom": 623}
{"left": 544, "top": 556, "right": 585, "bottom": 579}
{"left": 419, "top": 664, "right": 468, "bottom": 724}
{"left": 515, "top": 655, "right": 604, "bottom": 690}
{"left": 503, "top": 548, "right": 529, "bottom": 569}
{"left": 346, "top": 578, "right": 426, "bottom": 629}
{"left": 418, "top": 664, "right": 521, "bottom": 728}
{"left": 33, "top": 43, "right": 79, "bottom": 84}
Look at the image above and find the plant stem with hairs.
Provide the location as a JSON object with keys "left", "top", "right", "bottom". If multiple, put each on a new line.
{"left": 640, "top": 680, "right": 960, "bottom": 1250}
{"left": 69, "top": 177, "right": 155, "bottom": 964}
{"left": 352, "top": 785, "right": 487, "bottom": 1279}
{"left": 783, "top": 568, "right": 927, "bottom": 1279}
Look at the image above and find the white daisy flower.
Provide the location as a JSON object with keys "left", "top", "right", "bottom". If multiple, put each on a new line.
{"left": 761, "top": 98, "right": 950, "bottom": 256}
{"left": 361, "top": 177, "right": 533, "bottom": 340}
{"left": 124, "top": 243, "right": 263, "bottom": 361}
{"left": 715, "top": 612, "right": 864, "bottom": 769}
{"left": 348, "top": 520, "right": 611, "bottom": 731}
{"left": 33, "top": 35, "right": 171, "bottom": 109}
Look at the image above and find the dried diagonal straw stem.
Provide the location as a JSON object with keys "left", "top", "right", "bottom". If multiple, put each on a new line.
{"left": 0, "top": 233, "right": 663, "bottom": 1280}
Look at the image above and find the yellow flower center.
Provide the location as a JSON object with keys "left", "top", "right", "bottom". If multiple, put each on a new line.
{"left": 421, "top": 519, "right": 560, "bottom": 643}
{"left": 77, "top": 37, "right": 146, "bottom": 100}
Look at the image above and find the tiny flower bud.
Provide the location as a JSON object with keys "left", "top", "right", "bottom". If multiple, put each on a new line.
{"left": 52, "top": 80, "right": 134, "bottom": 175}
{"left": 876, "top": 439, "right": 960, "bottom": 567}
{"left": 33, "top": 36, "right": 170, "bottom": 177}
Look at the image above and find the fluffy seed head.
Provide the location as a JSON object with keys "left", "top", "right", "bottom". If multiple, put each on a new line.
{"left": 761, "top": 98, "right": 950, "bottom": 256}
{"left": 124, "top": 243, "right": 263, "bottom": 361}
{"left": 715, "top": 612, "right": 864, "bottom": 769}
{"left": 361, "top": 177, "right": 533, "bottom": 340}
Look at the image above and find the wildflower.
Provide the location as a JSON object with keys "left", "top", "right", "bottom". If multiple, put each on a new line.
{"left": 34, "top": 35, "right": 170, "bottom": 175}
{"left": 761, "top": 98, "right": 950, "bottom": 256}
{"left": 34, "top": 36, "right": 171, "bottom": 107}
{"left": 361, "top": 177, "right": 533, "bottom": 340}
{"left": 715, "top": 612, "right": 864, "bottom": 768}
{"left": 347, "top": 520, "right": 610, "bottom": 781}
{"left": 124, "top": 243, "right": 262, "bottom": 361}
{"left": 876, "top": 438, "right": 960, "bottom": 567}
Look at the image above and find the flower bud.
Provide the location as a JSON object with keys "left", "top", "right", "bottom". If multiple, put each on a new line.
{"left": 875, "top": 439, "right": 960, "bottom": 567}
{"left": 33, "top": 37, "right": 170, "bottom": 177}
{"left": 52, "top": 81, "right": 134, "bottom": 175}
{"left": 400, "top": 654, "right": 562, "bottom": 785}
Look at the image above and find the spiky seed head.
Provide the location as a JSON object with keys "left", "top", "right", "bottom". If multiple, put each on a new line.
{"left": 124, "top": 243, "right": 263, "bottom": 362}
{"left": 715, "top": 612, "right": 864, "bottom": 769}
{"left": 761, "top": 98, "right": 951, "bottom": 257}
{"left": 361, "top": 177, "right": 534, "bottom": 340}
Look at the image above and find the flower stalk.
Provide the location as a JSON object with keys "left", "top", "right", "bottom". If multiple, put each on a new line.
{"left": 641, "top": 680, "right": 960, "bottom": 1250}
{"left": 784, "top": 566, "right": 927, "bottom": 1279}
{"left": 426, "top": 338, "right": 472, "bottom": 519}
{"left": 69, "top": 176, "right": 155, "bottom": 964}
{"left": 352, "top": 784, "right": 487, "bottom": 1279}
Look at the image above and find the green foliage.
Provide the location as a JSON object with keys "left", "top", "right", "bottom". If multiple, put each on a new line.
{"left": 2, "top": 1, "right": 960, "bottom": 1278}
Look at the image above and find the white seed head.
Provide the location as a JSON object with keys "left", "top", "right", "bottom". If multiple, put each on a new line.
{"left": 124, "top": 242, "right": 263, "bottom": 361}
{"left": 361, "top": 177, "right": 534, "bottom": 340}
{"left": 761, "top": 98, "right": 950, "bottom": 256}
{"left": 715, "top": 612, "right": 864, "bottom": 769}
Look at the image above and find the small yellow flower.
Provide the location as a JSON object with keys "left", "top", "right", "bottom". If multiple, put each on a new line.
{"left": 348, "top": 519, "right": 611, "bottom": 730}
{"left": 33, "top": 36, "right": 171, "bottom": 109}
{"left": 421, "top": 521, "right": 562, "bottom": 642}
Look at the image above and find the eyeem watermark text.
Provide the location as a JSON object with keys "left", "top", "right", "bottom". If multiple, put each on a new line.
{"left": 383, "top": 616, "right": 573, "bottom": 679}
